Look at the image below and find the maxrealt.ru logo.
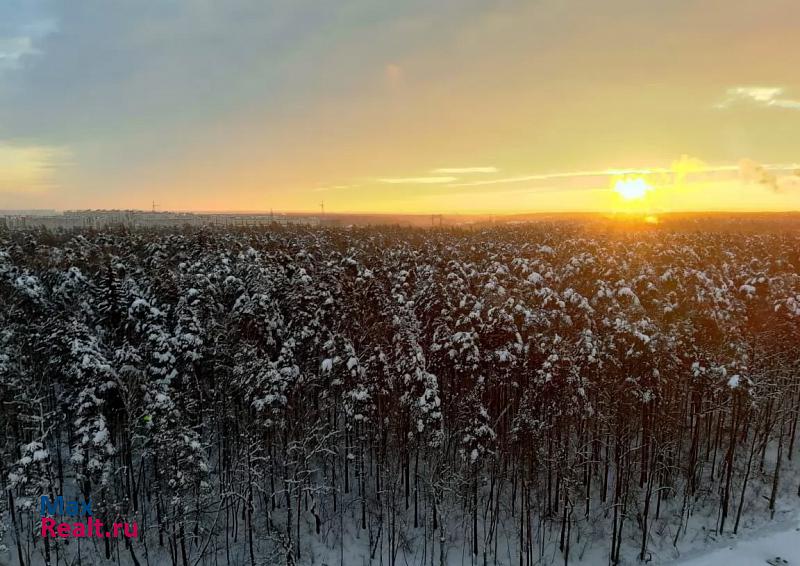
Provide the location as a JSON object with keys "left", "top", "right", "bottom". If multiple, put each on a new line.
{"left": 40, "top": 496, "right": 138, "bottom": 539}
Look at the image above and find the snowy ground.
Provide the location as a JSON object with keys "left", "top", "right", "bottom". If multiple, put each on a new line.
{"left": 671, "top": 514, "right": 800, "bottom": 566}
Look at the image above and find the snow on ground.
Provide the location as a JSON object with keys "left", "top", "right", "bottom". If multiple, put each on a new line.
{"left": 671, "top": 514, "right": 800, "bottom": 566}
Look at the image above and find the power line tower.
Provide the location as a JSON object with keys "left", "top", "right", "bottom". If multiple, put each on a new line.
{"left": 151, "top": 200, "right": 159, "bottom": 213}
{"left": 320, "top": 201, "right": 325, "bottom": 216}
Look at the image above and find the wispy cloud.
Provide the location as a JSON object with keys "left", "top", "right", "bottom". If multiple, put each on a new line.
{"left": 0, "top": 18, "right": 57, "bottom": 75}
{"left": 378, "top": 176, "right": 457, "bottom": 184}
{"left": 739, "top": 159, "right": 800, "bottom": 192}
{"left": 716, "top": 86, "right": 800, "bottom": 110}
{"left": 0, "top": 36, "right": 37, "bottom": 72}
{"left": 0, "top": 142, "right": 69, "bottom": 192}
{"left": 432, "top": 167, "right": 498, "bottom": 174}
{"left": 449, "top": 169, "right": 638, "bottom": 187}
{"left": 448, "top": 160, "right": 800, "bottom": 190}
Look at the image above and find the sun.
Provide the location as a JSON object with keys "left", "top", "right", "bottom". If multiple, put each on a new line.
{"left": 614, "top": 177, "right": 653, "bottom": 200}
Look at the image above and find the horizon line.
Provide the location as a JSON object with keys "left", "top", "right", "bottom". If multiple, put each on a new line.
{"left": 4, "top": 208, "right": 800, "bottom": 217}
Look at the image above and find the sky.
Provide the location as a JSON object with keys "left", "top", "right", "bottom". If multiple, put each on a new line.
{"left": 1, "top": 0, "right": 799, "bottom": 214}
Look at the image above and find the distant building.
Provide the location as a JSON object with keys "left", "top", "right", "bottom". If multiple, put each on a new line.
{"left": 1, "top": 210, "right": 322, "bottom": 230}
{"left": 0, "top": 209, "right": 58, "bottom": 217}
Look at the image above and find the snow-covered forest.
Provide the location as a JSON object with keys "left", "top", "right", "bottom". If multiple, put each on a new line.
{"left": 1, "top": 223, "right": 799, "bottom": 565}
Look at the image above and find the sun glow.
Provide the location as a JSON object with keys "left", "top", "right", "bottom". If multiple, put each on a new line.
{"left": 0, "top": 143, "right": 68, "bottom": 192}
{"left": 613, "top": 177, "right": 653, "bottom": 200}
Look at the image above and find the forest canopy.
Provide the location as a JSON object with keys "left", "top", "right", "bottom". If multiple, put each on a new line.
{"left": 1, "top": 223, "right": 799, "bottom": 565}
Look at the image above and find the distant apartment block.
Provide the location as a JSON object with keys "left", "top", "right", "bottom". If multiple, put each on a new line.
{"left": 0, "top": 210, "right": 321, "bottom": 230}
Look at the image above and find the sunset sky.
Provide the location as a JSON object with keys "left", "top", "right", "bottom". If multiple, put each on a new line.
{"left": 1, "top": 0, "right": 799, "bottom": 214}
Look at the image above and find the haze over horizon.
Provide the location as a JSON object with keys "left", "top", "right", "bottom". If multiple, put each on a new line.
{"left": 1, "top": 1, "right": 800, "bottom": 214}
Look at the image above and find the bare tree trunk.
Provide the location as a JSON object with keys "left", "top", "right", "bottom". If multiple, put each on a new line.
{"left": 769, "top": 407, "right": 787, "bottom": 519}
